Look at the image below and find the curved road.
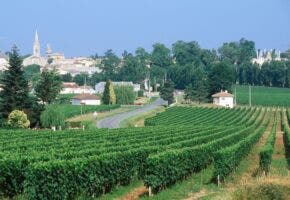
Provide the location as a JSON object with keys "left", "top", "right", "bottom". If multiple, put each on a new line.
{"left": 97, "top": 98, "right": 167, "bottom": 128}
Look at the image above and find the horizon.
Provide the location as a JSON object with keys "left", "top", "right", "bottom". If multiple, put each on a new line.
{"left": 0, "top": 0, "right": 289, "bottom": 57}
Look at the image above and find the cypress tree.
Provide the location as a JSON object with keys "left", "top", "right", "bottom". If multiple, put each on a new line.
{"left": 0, "top": 45, "right": 30, "bottom": 121}
{"left": 102, "top": 80, "right": 116, "bottom": 104}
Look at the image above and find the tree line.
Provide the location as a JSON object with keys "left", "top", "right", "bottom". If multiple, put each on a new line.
{"left": 58, "top": 38, "right": 290, "bottom": 94}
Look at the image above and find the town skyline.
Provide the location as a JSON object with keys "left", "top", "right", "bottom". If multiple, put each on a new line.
{"left": 0, "top": 0, "right": 289, "bottom": 57}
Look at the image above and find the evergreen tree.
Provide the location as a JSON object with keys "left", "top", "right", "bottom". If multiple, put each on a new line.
{"left": 160, "top": 80, "right": 175, "bottom": 105}
{"left": 0, "top": 46, "right": 30, "bottom": 120}
{"left": 102, "top": 80, "right": 116, "bottom": 105}
{"left": 35, "top": 68, "right": 62, "bottom": 104}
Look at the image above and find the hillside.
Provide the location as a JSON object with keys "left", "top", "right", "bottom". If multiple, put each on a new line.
{"left": 0, "top": 106, "right": 289, "bottom": 199}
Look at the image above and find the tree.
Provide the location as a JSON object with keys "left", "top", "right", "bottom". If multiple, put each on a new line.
{"left": 61, "top": 73, "right": 73, "bottom": 82}
{"left": 35, "top": 68, "right": 62, "bottom": 104}
{"left": 102, "top": 80, "right": 116, "bottom": 105}
{"left": 118, "top": 52, "right": 146, "bottom": 83}
{"left": 208, "top": 61, "right": 235, "bottom": 95}
{"left": 114, "top": 85, "right": 135, "bottom": 105}
{"left": 73, "top": 73, "right": 89, "bottom": 86}
{"left": 100, "top": 50, "right": 120, "bottom": 80}
{"left": 7, "top": 110, "right": 30, "bottom": 128}
{"left": 0, "top": 46, "right": 31, "bottom": 120}
{"left": 184, "top": 68, "right": 208, "bottom": 103}
{"left": 172, "top": 40, "right": 201, "bottom": 66}
{"left": 40, "top": 105, "right": 65, "bottom": 128}
{"left": 160, "top": 80, "right": 175, "bottom": 105}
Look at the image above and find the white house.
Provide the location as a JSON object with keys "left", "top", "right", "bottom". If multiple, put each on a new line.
{"left": 212, "top": 90, "right": 234, "bottom": 108}
{"left": 71, "top": 93, "right": 100, "bottom": 105}
{"left": 61, "top": 82, "right": 96, "bottom": 94}
{"left": 95, "top": 81, "right": 141, "bottom": 94}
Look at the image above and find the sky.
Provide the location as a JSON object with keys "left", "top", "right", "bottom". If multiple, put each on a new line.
{"left": 0, "top": 0, "right": 289, "bottom": 57}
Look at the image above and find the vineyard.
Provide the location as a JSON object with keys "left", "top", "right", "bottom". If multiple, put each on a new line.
{"left": 0, "top": 106, "right": 289, "bottom": 199}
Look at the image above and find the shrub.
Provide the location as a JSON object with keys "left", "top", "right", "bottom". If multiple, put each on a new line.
{"left": 7, "top": 110, "right": 30, "bottom": 129}
{"left": 40, "top": 105, "right": 65, "bottom": 128}
{"left": 137, "top": 90, "right": 144, "bottom": 97}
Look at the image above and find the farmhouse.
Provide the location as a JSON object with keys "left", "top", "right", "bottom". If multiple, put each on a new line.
{"left": 71, "top": 93, "right": 100, "bottom": 105}
{"left": 212, "top": 90, "right": 234, "bottom": 108}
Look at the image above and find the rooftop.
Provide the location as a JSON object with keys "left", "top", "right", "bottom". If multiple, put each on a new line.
{"left": 72, "top": 93, "right": 99, "bottom": 100}
{"left": 212, "top": 90, "right": 234, "bottom": 98}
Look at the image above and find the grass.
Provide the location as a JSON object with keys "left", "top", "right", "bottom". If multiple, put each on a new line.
{"left": 235, "top": 85, "right": 290, "bottom": 106}
{"left": 119, "top": 106, "right": 165, "bottom": 128}
{"left": 140, "top": 166, "right": 221, "bottom": 200}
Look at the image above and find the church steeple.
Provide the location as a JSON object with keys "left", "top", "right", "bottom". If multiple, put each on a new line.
{"left": 33, "top": 30, "right": 40, "bottom": 57}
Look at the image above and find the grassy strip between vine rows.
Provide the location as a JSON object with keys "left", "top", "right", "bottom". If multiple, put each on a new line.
{"left": 259, "top": 110, "right": 277, "bottom": 174}
{"left": 282, "top": 109, "right": 290, "bottom": 168}
{"left": 212, "top": 109, "right": 271, "bottom": 181}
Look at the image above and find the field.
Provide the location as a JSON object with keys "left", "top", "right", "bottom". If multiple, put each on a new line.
{"left": 1, "top": 106, "right": 289, "bottom": 199}
{"left": 52, "top": 104, "right": 120, "bottom": 119}
{"left": 235, "top": 85, "right": 290, "bottom": 106}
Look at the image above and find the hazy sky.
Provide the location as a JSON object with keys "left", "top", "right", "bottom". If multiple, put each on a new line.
{"left": 0, "top": 0, "right": 289, "bottom": 57}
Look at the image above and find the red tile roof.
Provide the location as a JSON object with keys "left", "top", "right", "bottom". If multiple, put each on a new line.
{"left": 72, "top": 93, "right": 100, "bottom": 100}
{"left": 212, "top": 91, "right": 234, "bottom": 98}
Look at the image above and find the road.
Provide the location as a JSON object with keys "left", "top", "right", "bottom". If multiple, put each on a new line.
{"left": 97, "top": 98, "right": 167, "bottom": 128}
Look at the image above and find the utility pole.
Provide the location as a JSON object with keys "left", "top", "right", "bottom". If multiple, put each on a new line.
{"left": 249, "top": 85, "right": 252, "bottom": 107}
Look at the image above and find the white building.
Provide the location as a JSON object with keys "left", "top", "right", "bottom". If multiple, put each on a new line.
{"left": 252, "top": 49, "right": 286, "bottom": 66}
{"left": 95, "top": 81, "right": 141, "bottom": 94}
{"left": 61, "top": 82, "right": 96, "bottom": 94}
{"left": 0, "top": 52, "right": 8, "bottom": 71}
{"left": 71, "top": 93, "right": 100, "bottom": 105}
{"left": 212, "top": 90, "right": 234, "bottom": 108}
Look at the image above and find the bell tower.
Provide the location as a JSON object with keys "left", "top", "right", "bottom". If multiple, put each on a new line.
{"left": 33, "top": 30, "right": 40, "bottom": 57}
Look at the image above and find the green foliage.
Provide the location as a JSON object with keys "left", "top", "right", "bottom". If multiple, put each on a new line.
{"left": 137, "top": 90, "right": 144, "bottom": 97}
{"left": 213, "top": 123, "right": 268, "bottom": 181}
{"left": 159, "top": 80, "right": 174, "bottom": 105}
{"left": 23, "top": 64, "right": 41, "bottom": 87}
{"left": 259, "top": 111, "right": 277, "bottom": 174}
{"left": 61, "top": 73, "right": 73, "bottom": 82}
{"left": 118, "top": 51, "right": 147, "bottom": 83}
{"left": 72, "top": 72, "right": 89, "bottom": 86}
{"left": 102, "top": 80, "right": 116, "bottom": 105}
{"left": 40, "top": 105, "right": 65, "bottom": 128}
{"left": 114, "top": 85, "right": 135, "bottom": 105}
{"left": 0, "top": 46, "right": 31, "bottom": 120}
{"left": 7, "top": 110, "right": 30, "bottom": 129}
{"left": 100, "top": 50, "right": 120, "bottom": 80}
{"left": 0, "top": 106, "right": 276, "bottom": 198}
{"left": 54, "top": 104, "right": 120, "bottom": 119}
{"left": 235, "top": 85, "right": 290, "bottom": 106}
{"left": 35, "top": 68, "right": 62, "bottom": 104}
{"left": 233, "top": 183, "right": 290, "bottom": 200}
{"left": 184, "top": 68, "right": 208, "bottom": 103}
{"left": 208, "top": 61, "right": 235, "bottom": 95}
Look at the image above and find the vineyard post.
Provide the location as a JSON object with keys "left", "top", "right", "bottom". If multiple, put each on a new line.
{"left": 148, "top": 186, "right": 153, "bottom": 196}
{"left": 217, "top": 175, "right": 220, "bottom": 187}
{"left": 249, "top": 85, "right": 252, "bottom": 107}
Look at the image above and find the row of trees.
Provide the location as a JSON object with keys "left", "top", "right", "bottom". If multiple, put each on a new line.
{"left": 56, "top": 39, "right": 290, "bottom": 103}
{"left": 102, "top": 80, "right": 136, "bottom": 105}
